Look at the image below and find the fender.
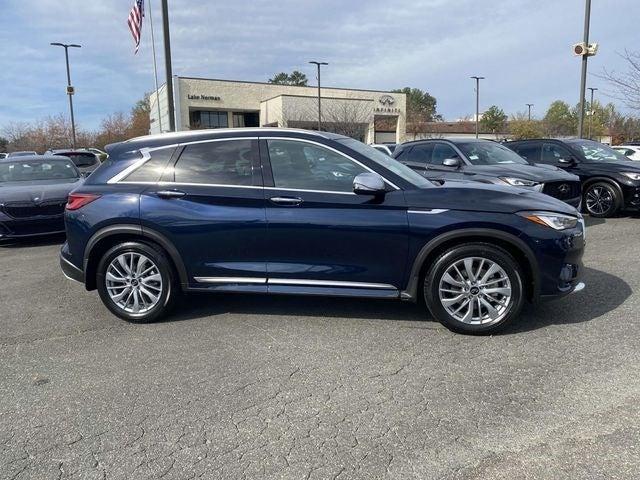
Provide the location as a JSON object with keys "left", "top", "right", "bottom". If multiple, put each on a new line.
{"left": 83, "top": 224, "right": 189, "bottom": 288}
{"left": 401, "top": 228, "right": 540, "bottom": 301}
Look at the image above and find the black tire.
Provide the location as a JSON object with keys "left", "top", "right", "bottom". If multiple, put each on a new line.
{"left": 423, "top": 243, "right": 525, "bottom": 335}
{"left": 96, "top": 241, "right": 178, "bottom": 323}
{"left": 583, "top": 181, "right": 621, "bottom": 218}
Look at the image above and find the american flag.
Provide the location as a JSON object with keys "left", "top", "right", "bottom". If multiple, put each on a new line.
{"left": 127, "top": 0, "right": 145, "bottom": 54}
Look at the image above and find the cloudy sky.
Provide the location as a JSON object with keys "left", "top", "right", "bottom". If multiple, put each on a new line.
{"left": 1, "top": 0, "right": 637, "bottom": 130}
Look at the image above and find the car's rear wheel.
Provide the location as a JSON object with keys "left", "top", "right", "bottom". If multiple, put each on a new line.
{"left": 584, "top": 182, "right": 621, "bottom": 218}
{"left": 96, "top": 241, "right": 177, "bottom": 323}
{"left": 423, "top": 243, "right": 524, "bottom": 335}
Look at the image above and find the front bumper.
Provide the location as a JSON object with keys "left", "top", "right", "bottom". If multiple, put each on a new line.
{"left": 0, "top": 214, "right": 66, "bottom": 240}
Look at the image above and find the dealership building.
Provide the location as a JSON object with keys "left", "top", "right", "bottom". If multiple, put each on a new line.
{"left": 149, "top": 76, "right": 407, "bottom": 144}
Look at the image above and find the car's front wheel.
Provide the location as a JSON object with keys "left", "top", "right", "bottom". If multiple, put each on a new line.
{"left": 584, "top": 182, "right": 621, "bottom": 218}
{"left": 96, "top": 241, "right": 177, "bottom": 323}
{"left": 423, "top": 243, "right": 524, "bottom": 335}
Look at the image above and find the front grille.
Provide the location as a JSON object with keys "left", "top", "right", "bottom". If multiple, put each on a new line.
{"left": 543, "top": 181, "right": 581, "bottom": 201}
{"left": 2, "top": 200, "right": 66, "bottom": 219}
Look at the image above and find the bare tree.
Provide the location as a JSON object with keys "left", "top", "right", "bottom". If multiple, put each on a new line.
{"left": 601, "top": 49, "right": 640, "bottom": 112}
{"left": 321, "top": 101, "right": 371, "bottom": 141}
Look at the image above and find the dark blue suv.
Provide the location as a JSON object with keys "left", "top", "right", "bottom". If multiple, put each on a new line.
{"left": 60, "top": 128, "right": 585, "bottom": 334}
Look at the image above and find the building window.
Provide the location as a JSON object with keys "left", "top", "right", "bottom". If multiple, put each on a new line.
{"left": 233, "top": 112, "right": 260, "bottom": 128}
{"left": 190, "top": 110, "right": 228, "bottom": 129}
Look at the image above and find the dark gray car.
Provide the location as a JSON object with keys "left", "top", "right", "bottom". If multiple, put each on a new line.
{"left": 394, "top": 138, "right": 582, "bottom": 208}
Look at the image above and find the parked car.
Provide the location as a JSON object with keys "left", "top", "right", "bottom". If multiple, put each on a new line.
{"left": 612, "top": 145, "right": 640, "bottom": 161}
{"left": 370, "top": 143, "right": 397, "bottom": 156}
{"left": 393, "top": 138, "right": 582, "bottom": 208}
{"left": 0, "top": 156, "right": 83, "bottom": 240}
{"left": 7, "top": 151, "right": 38, "bottom": 158}
{"left": 46, "top": 149, "right": 101, "bottom": 176}
{"left": 505, "top": 138, "right": 640, "bottom": 217}
{"left": 60, "top": 128, "right": 585, "bottom": 335}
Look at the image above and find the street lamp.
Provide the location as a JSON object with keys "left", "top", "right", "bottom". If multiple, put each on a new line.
{"left": 471, "top": 76, "right": 485, "bottom": 139}
{"left": 50, "top": 42, "right": 81, "bottom": 148}
{"left": 588, "top": 87, "right": 598, "bottom": 139}
{"left": 526, "top": 103, "right": 534, "bottom": 121}
{"left": 309, "top": 61, "right": 328, "bottom": 131}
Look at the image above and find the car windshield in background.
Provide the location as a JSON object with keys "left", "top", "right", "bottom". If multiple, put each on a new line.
{"left": 56, "top": 152, "right": 97, "bottom": 166}
{"left": 568, "top": 140, "right": 630, "bottom": 162}
{"left": 385, "top": 144, "right": 397, "bottom": 153}
{"left": 0, "top": 159, "right": 79, "bottom": 182}
{"left": 338, "top": 138, "right": 432, "bottom": 188}
{"left": 457, "top": 142, "right": 529, "bottom": 165}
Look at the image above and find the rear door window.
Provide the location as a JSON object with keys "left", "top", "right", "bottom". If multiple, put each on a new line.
{"left": 512, "top": 143, "right": 541, "bottom": 163}
{"left": 172, "top": 139, "right": 258, "bottom": 186}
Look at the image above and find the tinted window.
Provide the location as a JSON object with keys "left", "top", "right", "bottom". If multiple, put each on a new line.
{"left": 173, "top": 140, "right": 255, "bottom": 186}
{"left": 430, "top": 143, "right": 459, "bottom": 165}
{"left": 0, "top": 160, "right": 79, "bottom": 182}
{"left": 405, "top": 144, "right": 434, "bottom": 165}
{"left": 125, "top": 147, "right": 176, "bottom": 182}
{"left": 457, "top": 142, "right": 528, "bottom": 165}
{"left": 268, "top": 139, "right": 367, "bottom": 192}
{"left": 541, "top": 143, "right": 573, "bottom": 164}
{"left": 56, "top": 152, "right": 97, "bottom": 167}
{"left": 512, "top": 143, "right": 540, "bottom": 163}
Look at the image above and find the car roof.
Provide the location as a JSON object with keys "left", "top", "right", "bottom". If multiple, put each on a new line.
{"left": 106, "top": 127, "right": 350, "bottom": 157}
{"left": 401, "top": 137, "right": 495, "bottom": 146}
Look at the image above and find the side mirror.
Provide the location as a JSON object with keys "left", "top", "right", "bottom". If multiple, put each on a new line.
{"left": 442, "top": 158, "right": 461, "bottom": 168}
{"left": 558, "top": 157, "right": 575, "bottom": 165}
{"left": 353, "top": 172, "right": 386, "bottom": 196}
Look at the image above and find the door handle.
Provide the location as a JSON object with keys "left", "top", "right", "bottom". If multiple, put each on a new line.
{"left": 156, "top": 190, "right": 186, "bottom": 199}
{"left": 269, "top": 196, "right": 303, "bottom": 206}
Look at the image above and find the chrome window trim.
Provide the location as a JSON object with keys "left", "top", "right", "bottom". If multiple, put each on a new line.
{"left": 107, "top": 134, "right": 400, "bottom": 191}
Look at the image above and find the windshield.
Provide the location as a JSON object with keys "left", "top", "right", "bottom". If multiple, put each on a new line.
{"left": 338, "top": 138, "right": 431, "bottom": 188}
{"left": 0, "top": 159, "right": 79, "bottom": 182}
{"left": 55, "top": 152, "right": 97, "bottom": 167}
{"left": 457, "top": 141, "right": 529, "bottom": 165}
{"left": 568, "top": 140, "right": 630, "bottom": 162}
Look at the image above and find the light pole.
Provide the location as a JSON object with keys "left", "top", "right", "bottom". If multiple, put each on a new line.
{"left": 577, "top": 0, "right": 592, "bottom": 138}
{"left": 50, "top": 42, "right": 81, "bottom": 148}
{"left": 309, "top": 61, "right": 328, "bottom": 131}
{"left": 526, "top": 103, "right": 534, "bottom": 121}
{"left": 161, "top": 0, "right": 175, "bottom": 131}
{"left": 588, "top": 87, "right": 598, "bottom": 139}
{"left": 471, "top": 76, "right": 484, "bottom": 138}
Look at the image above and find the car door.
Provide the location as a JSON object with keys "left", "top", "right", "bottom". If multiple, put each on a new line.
{"left": 261, "top": 137, "right": 409, "bottom": 291}
{"left": 424, "top": 142, "right": 467, "bottom": 182}
{"left": 139, "top": 137, "right": 267, "bottom": 286}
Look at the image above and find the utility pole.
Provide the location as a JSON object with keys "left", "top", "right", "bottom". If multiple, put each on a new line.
{"left": 50, "top": 42, "right": 81, "bottom": 148}
{"left": 471, "top": 76, "right": 484, "bottom": 138}
{"left": 588, "top": 87, "right": 598, "bottom": 139}
{"left": 577, "top": 0, "right": 592, "bottom": 138}
{"left": 161, "top": 0, "right": 175, "bottom": 131}
{"left": 309, "top": 61, "right": 328, "bottom": 131}
{"left": 526, "top": 103, "right": 534, "bottom": 121}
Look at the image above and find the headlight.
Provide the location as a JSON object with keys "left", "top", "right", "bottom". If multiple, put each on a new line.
{"left": 500, "top": 177, "right": 539, "bottom": 187}
{"left": 621, "top": 172, "right": 640, "bottom": 181}
{"left": 518, "top": 211, "right": 579, "bottom": 230}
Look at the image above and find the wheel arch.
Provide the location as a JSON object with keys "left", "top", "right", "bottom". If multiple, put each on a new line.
{"left": 402, "top": 228, "right": 539, "bottom": 303}
{"left": 83, "top": 224, "right": 189, "bottom": 291}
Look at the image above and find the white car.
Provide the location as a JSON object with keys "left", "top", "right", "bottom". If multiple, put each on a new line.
{"left": 370, "top": 143, "right": 397, "bottom": 156}
{"left": 612, "top": 145, "right": 640, "bottom": 161}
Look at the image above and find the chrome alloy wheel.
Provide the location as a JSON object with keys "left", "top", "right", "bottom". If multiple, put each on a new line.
{"left": 438, "top": 257, "right": 512, "bottom": 326}
{"left": 105, "top": 253, "right": 163, "bottom": 314}
{"left": 585, "top": 185, "right": 613, "bottom": 215}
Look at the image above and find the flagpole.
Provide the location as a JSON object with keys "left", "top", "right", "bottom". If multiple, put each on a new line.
{"left": 146, "top": 0, "right": 163, "bottom": 133}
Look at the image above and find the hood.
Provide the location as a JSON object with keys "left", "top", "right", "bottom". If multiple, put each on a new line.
{"left": 579, "top": 160, "right": 640, "bottom": 173}
{"left": 404, "top": 181, "right": 578, "bottom": 216}
{"left": 0, "top": 178, "right": 83, "bottom": 203}
{"left": 463, "top": 163, "right": 578, "bottom": 182}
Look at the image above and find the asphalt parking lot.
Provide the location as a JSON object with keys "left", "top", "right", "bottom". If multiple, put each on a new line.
{"left": 1, "top": 215, "right": 639, "bottom": 480}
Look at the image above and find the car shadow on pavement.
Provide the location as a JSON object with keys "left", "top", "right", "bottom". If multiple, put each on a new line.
{"left": 0, "top": 233, "right": 66, "bottom": 248}
{"left": 167, "top": 266, "right": 630, "bottom": 334}
{"left": 503, "top": 266, "right": 632, "bottom": 334}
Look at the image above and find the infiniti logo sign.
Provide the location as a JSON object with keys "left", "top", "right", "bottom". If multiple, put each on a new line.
{"left": 379, "top": 95, "right": 395, "bottom": 106}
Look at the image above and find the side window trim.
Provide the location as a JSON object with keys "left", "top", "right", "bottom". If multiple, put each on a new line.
{"left": 260, "top": 136, "right": 399, "bottom": 192}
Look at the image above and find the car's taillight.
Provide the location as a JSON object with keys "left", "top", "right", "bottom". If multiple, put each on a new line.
{"left": 66, "top": 193, "right": 101, "bottom": 211}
